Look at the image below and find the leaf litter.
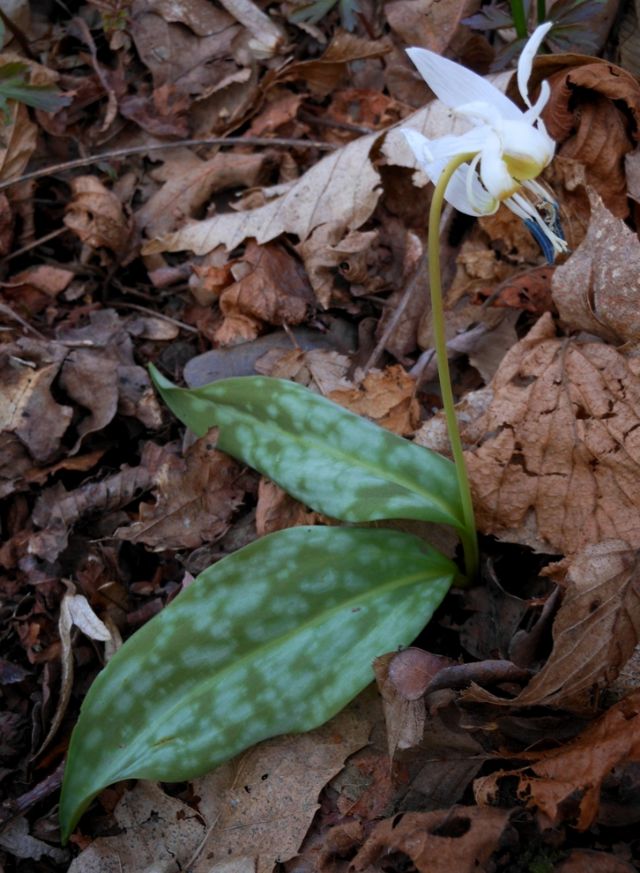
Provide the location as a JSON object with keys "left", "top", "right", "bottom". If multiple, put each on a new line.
{"left": 3, "top": 1, "right": 640, "bottom": 871}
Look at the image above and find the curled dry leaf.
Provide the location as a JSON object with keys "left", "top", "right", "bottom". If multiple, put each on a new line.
{"left": 464, "top": 313, "right": 640, "bottom": 555}
{"left": 64, "top": 176, "right": 132, "bottom": 257}
{"left": 352, "top": 807, "right": 513, "bottom": 873}
{"left": 136, "top": 149, "right": 271, "bottom": 238}
{"left": 463, "top": 542, "right": 640, "bottom": 712}
{"left": 215, "top": 241, "right": 314, "bottom": 345}
{"left": 513, "top": 541, "right": 640, "bottom": 712}
{"left": 536, "top": 57, "right": 640, "bottom": 217}
{"left": 0, "top": 90, "right": 37, "bottom": 184}
{"left": 115, "top": 437, "right": 248, "bottom": 550}
{"left": 217, "top": 0, "right": 286, "bottom": 58}
{"left": 328, "top": 365, "right": 420, "bottom": 436}
{"left": 474, "top": 689, "right": 640, "bottom": 830}
{"left": 552, "top": 191, "right": 640, "bottom": 344}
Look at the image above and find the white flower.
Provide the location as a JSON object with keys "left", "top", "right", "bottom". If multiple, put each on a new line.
{"left": 401, "top": 22, "right": 568, "bottom": 260}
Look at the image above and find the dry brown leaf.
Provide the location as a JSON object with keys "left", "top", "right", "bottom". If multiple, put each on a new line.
{"left": 515, "top": 542, "right": 640, "bottom": 711}
{"left": 67, "top": 782, "right": 206, "bottom": 873}
{"left": 555, "top": 849, "right": 639, "bottom": 873}
{"left": 255, "top": 347, "right": 351, "bottom": 393}
{"left": 190, "top": 701, "right": 372, "bottom": 873}
{"left": 136, "top": 150, "right": 271, "bottom": 237}
{"left": 129, "top": 0, "right": 240, "bottom": 99}
{"left": 474, "top": 689, "right": 640, "bottom": 830}
{"left": 537, "top": 58, "right": 640, "bottom": 217}
{"left": 352, "top": 807, "right": 513, "bottom": 873}
{"left": 462, "top": 542, "right": 640, "bottom": 712}
{"left": 215, "top": 241, "right": 313, "bottom": 345}
{"left": 64, "top": 176, "right": 132, "bottom": 256}
{"left": 463, "top": 313, "right": 640, "bottom": 554}
{"left": 255, "top": 478, "right": 322, "bottom": 536}
{"left": 278, "top": 32, "right": 390, "bottom": 97}
{"left": 552, "top": 191, "right": 640, "bottom": 344}
{"left": 385, "top": 0, "right": 472, "bottom": 56}
{"left": 329, "top": 365, "right": 420, "bottom": 436}
{"left": 0, "top": 340, "right": 72, "bottom": 464}
{"left": 143, "top": 78, "right": 511, "bottom": 260}
{"left": 115, "top": 437, "right": 247, "bottom": 550}
{"left": 30, "top": 465, "right": 152, "bottom": 561}
{"left": 0, "top": 86, "right": 37, "bottom": 184}
{"left": 218, "top": 0, "right": 286, "bottom": 56}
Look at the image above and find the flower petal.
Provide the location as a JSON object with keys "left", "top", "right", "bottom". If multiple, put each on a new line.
{"left": 478, "top": 133, "right": 519, "bottom": 199}
{"left": 517, "top": 21, "right": 553, "bottom": 107}
{"left": 523, "top": 79, "right": 550, "bottom": 123}
{"left": 400, "top": 126, "right": 490, "bottom": 180}
{"left": 406, "top": 47, "right": 522, "bottom": 121}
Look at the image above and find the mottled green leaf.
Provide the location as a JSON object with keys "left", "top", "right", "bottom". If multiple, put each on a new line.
{"left": 59, "top": 526, "right": 455, "bottom": 841}
{"left": 149, "top": 366, "right": 464, "bottom": 531}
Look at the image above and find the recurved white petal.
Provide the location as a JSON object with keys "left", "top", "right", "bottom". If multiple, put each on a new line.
{"left": 443, "top": 165, "right": 497, "bottom": 216}
{"left": 517, "top": 21, "right": 553, "bottom": 107}
{"left": 478, "top": 133, "right": 519, "bottom": 199}
{"left": 523, "top": 79, "right": 550, "bottom": 123}
{"left": 406, "top": 47, "right": 522, "bottom": 121}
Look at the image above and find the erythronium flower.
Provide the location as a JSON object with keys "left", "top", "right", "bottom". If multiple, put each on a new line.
{"left": 402, "top": 21, "right": 569, "bottom": 261}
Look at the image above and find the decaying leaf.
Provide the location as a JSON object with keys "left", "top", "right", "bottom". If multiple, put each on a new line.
{"left": 255, "top": 478, "right": 322, "bottom": 536}
{"left": 552, "top": 191, "right": 640, "bottom": 344}
{"left": 64, "top": 176, "right": 132, "bottom": 256}
{"left": 474, "top": 689, "right": 640, "bottom": 830}
{"left": 536, "top": 57, "right": 640, "bottom": 217}
{"left": 115, "top": 437, "right": 248, "bottom": 550}
{"left": 328, "top": 365, "right": 421, "bottom": 436}
{"left": 509, "top": 542, "right": 640, "bottom": 712}
{"left": 464, "top": 313, "right": 640, "bottom": 554}
{"left": 190, "top": 701, "right": 371, "bottom": 873}
{"left": 352, "top": 807, "right": 513, "bottom": 873}
{"left": 67, "top": 782, "right": 206, "bottom": 873}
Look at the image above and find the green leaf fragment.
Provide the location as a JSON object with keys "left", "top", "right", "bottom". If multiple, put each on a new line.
{"left": 148, "top": 366, "right": 465, "bottom": 532}
{"left": 59, "top": 526, "right": 455, "bottom": 841}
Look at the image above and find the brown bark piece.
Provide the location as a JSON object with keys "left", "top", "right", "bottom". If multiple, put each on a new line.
{"left": 464, "top": 313, "right": 640, "bottom": 554}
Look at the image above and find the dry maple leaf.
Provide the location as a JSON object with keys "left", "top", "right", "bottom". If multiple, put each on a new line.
{"left": 464, "top": 313, "right": 640, "bottom": 554}
{"left": 474, "top": 689, "right": 640, "bottom": 830}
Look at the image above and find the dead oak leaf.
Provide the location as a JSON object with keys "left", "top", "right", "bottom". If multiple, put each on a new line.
{"left": 352, "top": 807, "right": 513, "bottom": 873}
{"left": 552, "top": 191, "right": 640, "bottom": 344}
{"left": 115, "top": 437, "right": 247, "bottom": 550}
{"left": 474, "top": 689, "right": 640, "bottom": 830}
{"left": 464, "top": 312, "right": 640, "bottom": 555}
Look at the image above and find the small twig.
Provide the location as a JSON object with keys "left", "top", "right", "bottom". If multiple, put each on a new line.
{"left": 0, "top": 761, "right": 65, "bottom": 831}
{"left": 0, "top": 136, "right": 339, "bottom": 193}
{"left": 298, "top": 110, "right": 374, "bottom": 136}
{"left": 0, "top": 227, "right": 68, "bottom": 264}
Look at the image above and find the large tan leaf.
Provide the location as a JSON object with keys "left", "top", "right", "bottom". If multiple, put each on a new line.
{"left": 142, "top": 74, "right": 510, "bottom": 258}
{"left": 464, "top": 313, "right": 640, "bottom": 554}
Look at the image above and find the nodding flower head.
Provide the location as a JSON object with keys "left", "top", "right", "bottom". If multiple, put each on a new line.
{"left": 401, "top": 22, "right": 569, "bottom": 262}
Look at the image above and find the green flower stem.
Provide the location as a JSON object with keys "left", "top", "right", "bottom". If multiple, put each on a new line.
{"left": 536, "top": 0, "right": 546, "bottom": 25}
{"left": 428, "top": 153, "right": 479, "bottom": 582}
{"left": 510, "top": 0, "right": 528, "bottom": 39}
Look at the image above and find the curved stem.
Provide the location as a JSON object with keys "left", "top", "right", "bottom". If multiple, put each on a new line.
{"left": 428, "top": 154, "right": 479, "bottom": 582}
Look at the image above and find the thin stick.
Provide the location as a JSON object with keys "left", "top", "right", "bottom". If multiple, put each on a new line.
{"left": 0, "top": 226, "right": 68, "bottom": 264}
{"left": 0, "top": 136, "right": 338, "bottom": 193}
{"left": 428, "top": 154, "right": 479, "bottom": 581}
